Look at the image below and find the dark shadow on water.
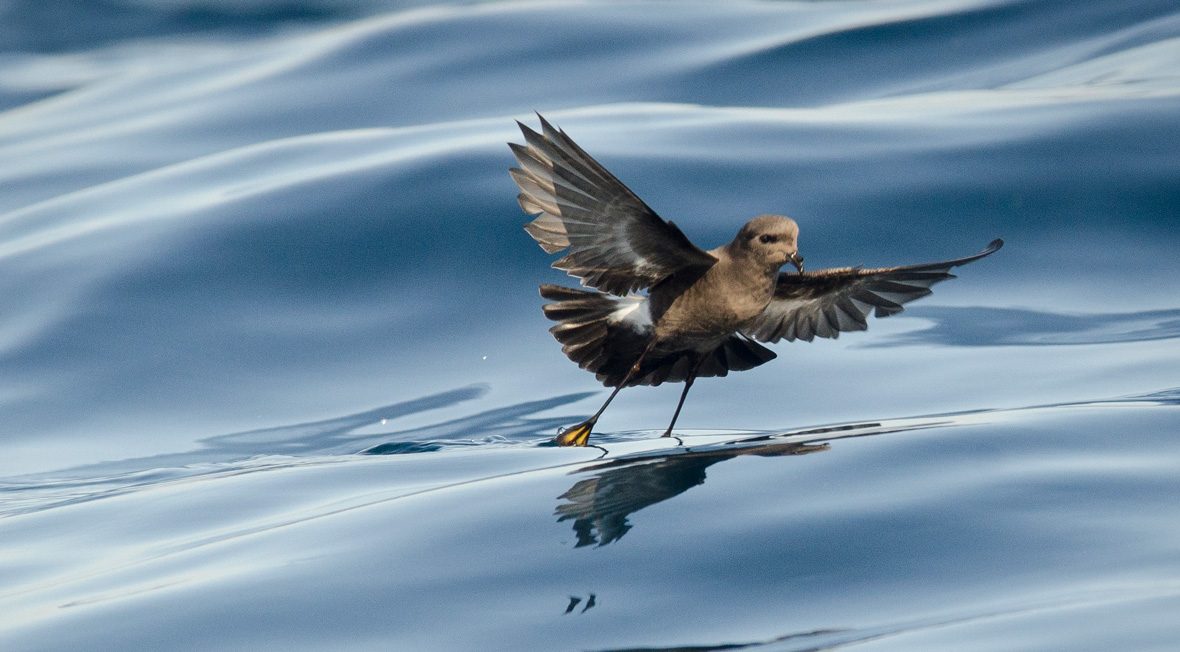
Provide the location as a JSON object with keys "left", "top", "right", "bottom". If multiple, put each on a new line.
{"left": 873, "top": 306, "right": 1180, "bottom": 347}
{"left": 563, "top": 593, "right": 597, "bottom": 615}
{"left": 554, "top": 423, "right": 895, "bottom": 548}
{"left": 557, "top": 439, "right": 830, "bottom": 547}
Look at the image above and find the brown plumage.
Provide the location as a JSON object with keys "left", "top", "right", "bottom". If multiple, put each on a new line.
{"left": 509, "top": 115, "right": 1002, "bottom": 446}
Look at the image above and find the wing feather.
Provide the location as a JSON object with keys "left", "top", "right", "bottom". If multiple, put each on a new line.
{"left": 746, "top": 239, "right": 1003, "bottom": 342}
{"left": 510, "top": 115, "right": 716, "bottom": 295}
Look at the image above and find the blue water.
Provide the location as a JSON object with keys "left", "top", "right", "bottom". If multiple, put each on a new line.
{"left": 2, "top": 0, "right": 1179, "bottom": 649}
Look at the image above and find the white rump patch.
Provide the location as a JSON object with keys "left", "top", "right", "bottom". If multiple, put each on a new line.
{"left": 608, "top": 296, "right": 653, "bottom": 333}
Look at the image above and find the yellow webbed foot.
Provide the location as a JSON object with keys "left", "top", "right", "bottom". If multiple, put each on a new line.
{"left": 555, "top": 418, "right": 596, "bottom": 447}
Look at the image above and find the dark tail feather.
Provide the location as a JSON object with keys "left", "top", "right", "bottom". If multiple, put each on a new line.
{"left": 540, "top": 285, "right": 652, "bottom": 387}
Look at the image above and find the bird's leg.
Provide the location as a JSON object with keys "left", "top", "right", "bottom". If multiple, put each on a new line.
{"left": 555, "top": 340, "right": 656, "bottom": 447}
{"left": 662, "top": 354, "right": 704, "bottom": 438}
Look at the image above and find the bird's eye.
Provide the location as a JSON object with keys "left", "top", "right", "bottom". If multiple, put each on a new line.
{"left": 759, "top": 234, "right": 777, "bottom": 244}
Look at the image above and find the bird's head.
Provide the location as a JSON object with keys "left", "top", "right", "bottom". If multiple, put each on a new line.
{"left": 736, "top": 214, "right": 803, "bottom": 272}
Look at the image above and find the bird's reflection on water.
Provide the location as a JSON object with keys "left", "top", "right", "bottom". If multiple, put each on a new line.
{"left": 554, "top": 423, "right": 891, "bottom": 548}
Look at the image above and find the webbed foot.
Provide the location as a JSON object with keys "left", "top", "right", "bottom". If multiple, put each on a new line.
{"left": 555, "top": 418, "right": 597, "bottom": 447}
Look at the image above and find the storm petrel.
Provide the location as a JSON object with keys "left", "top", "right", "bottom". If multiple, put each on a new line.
{"left": 509, "top": 115, "right": 1001, "bottom": 446}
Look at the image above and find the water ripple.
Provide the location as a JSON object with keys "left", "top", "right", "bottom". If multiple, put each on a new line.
{"left": 873, "top": 306, "right": 1180, "bottom": 346}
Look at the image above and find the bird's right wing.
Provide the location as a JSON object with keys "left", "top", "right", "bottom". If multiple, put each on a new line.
{"left": 745, "top": 239, "right": 1003, "bottom": 342}
{"left": 510, "top": 115, "right": 717, "bottom": 296}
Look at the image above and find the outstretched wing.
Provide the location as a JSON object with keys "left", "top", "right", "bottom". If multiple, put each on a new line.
{"left": 510, "top": 115, "right": 717, "bottom": 296}
{"left": 745, "top": 239, "right": 1003, "bottom": 342}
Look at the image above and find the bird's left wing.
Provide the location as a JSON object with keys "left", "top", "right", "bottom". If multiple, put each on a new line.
{"left": 510, "top": 115, "right": 717, "bottom": 296}
{"left": 745, "top": 239, "right": 1003, "bottom": 342}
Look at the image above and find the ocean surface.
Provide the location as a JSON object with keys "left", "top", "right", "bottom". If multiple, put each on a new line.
{"left": 2, "top": 0, "right": 1179, "bottom": 649}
